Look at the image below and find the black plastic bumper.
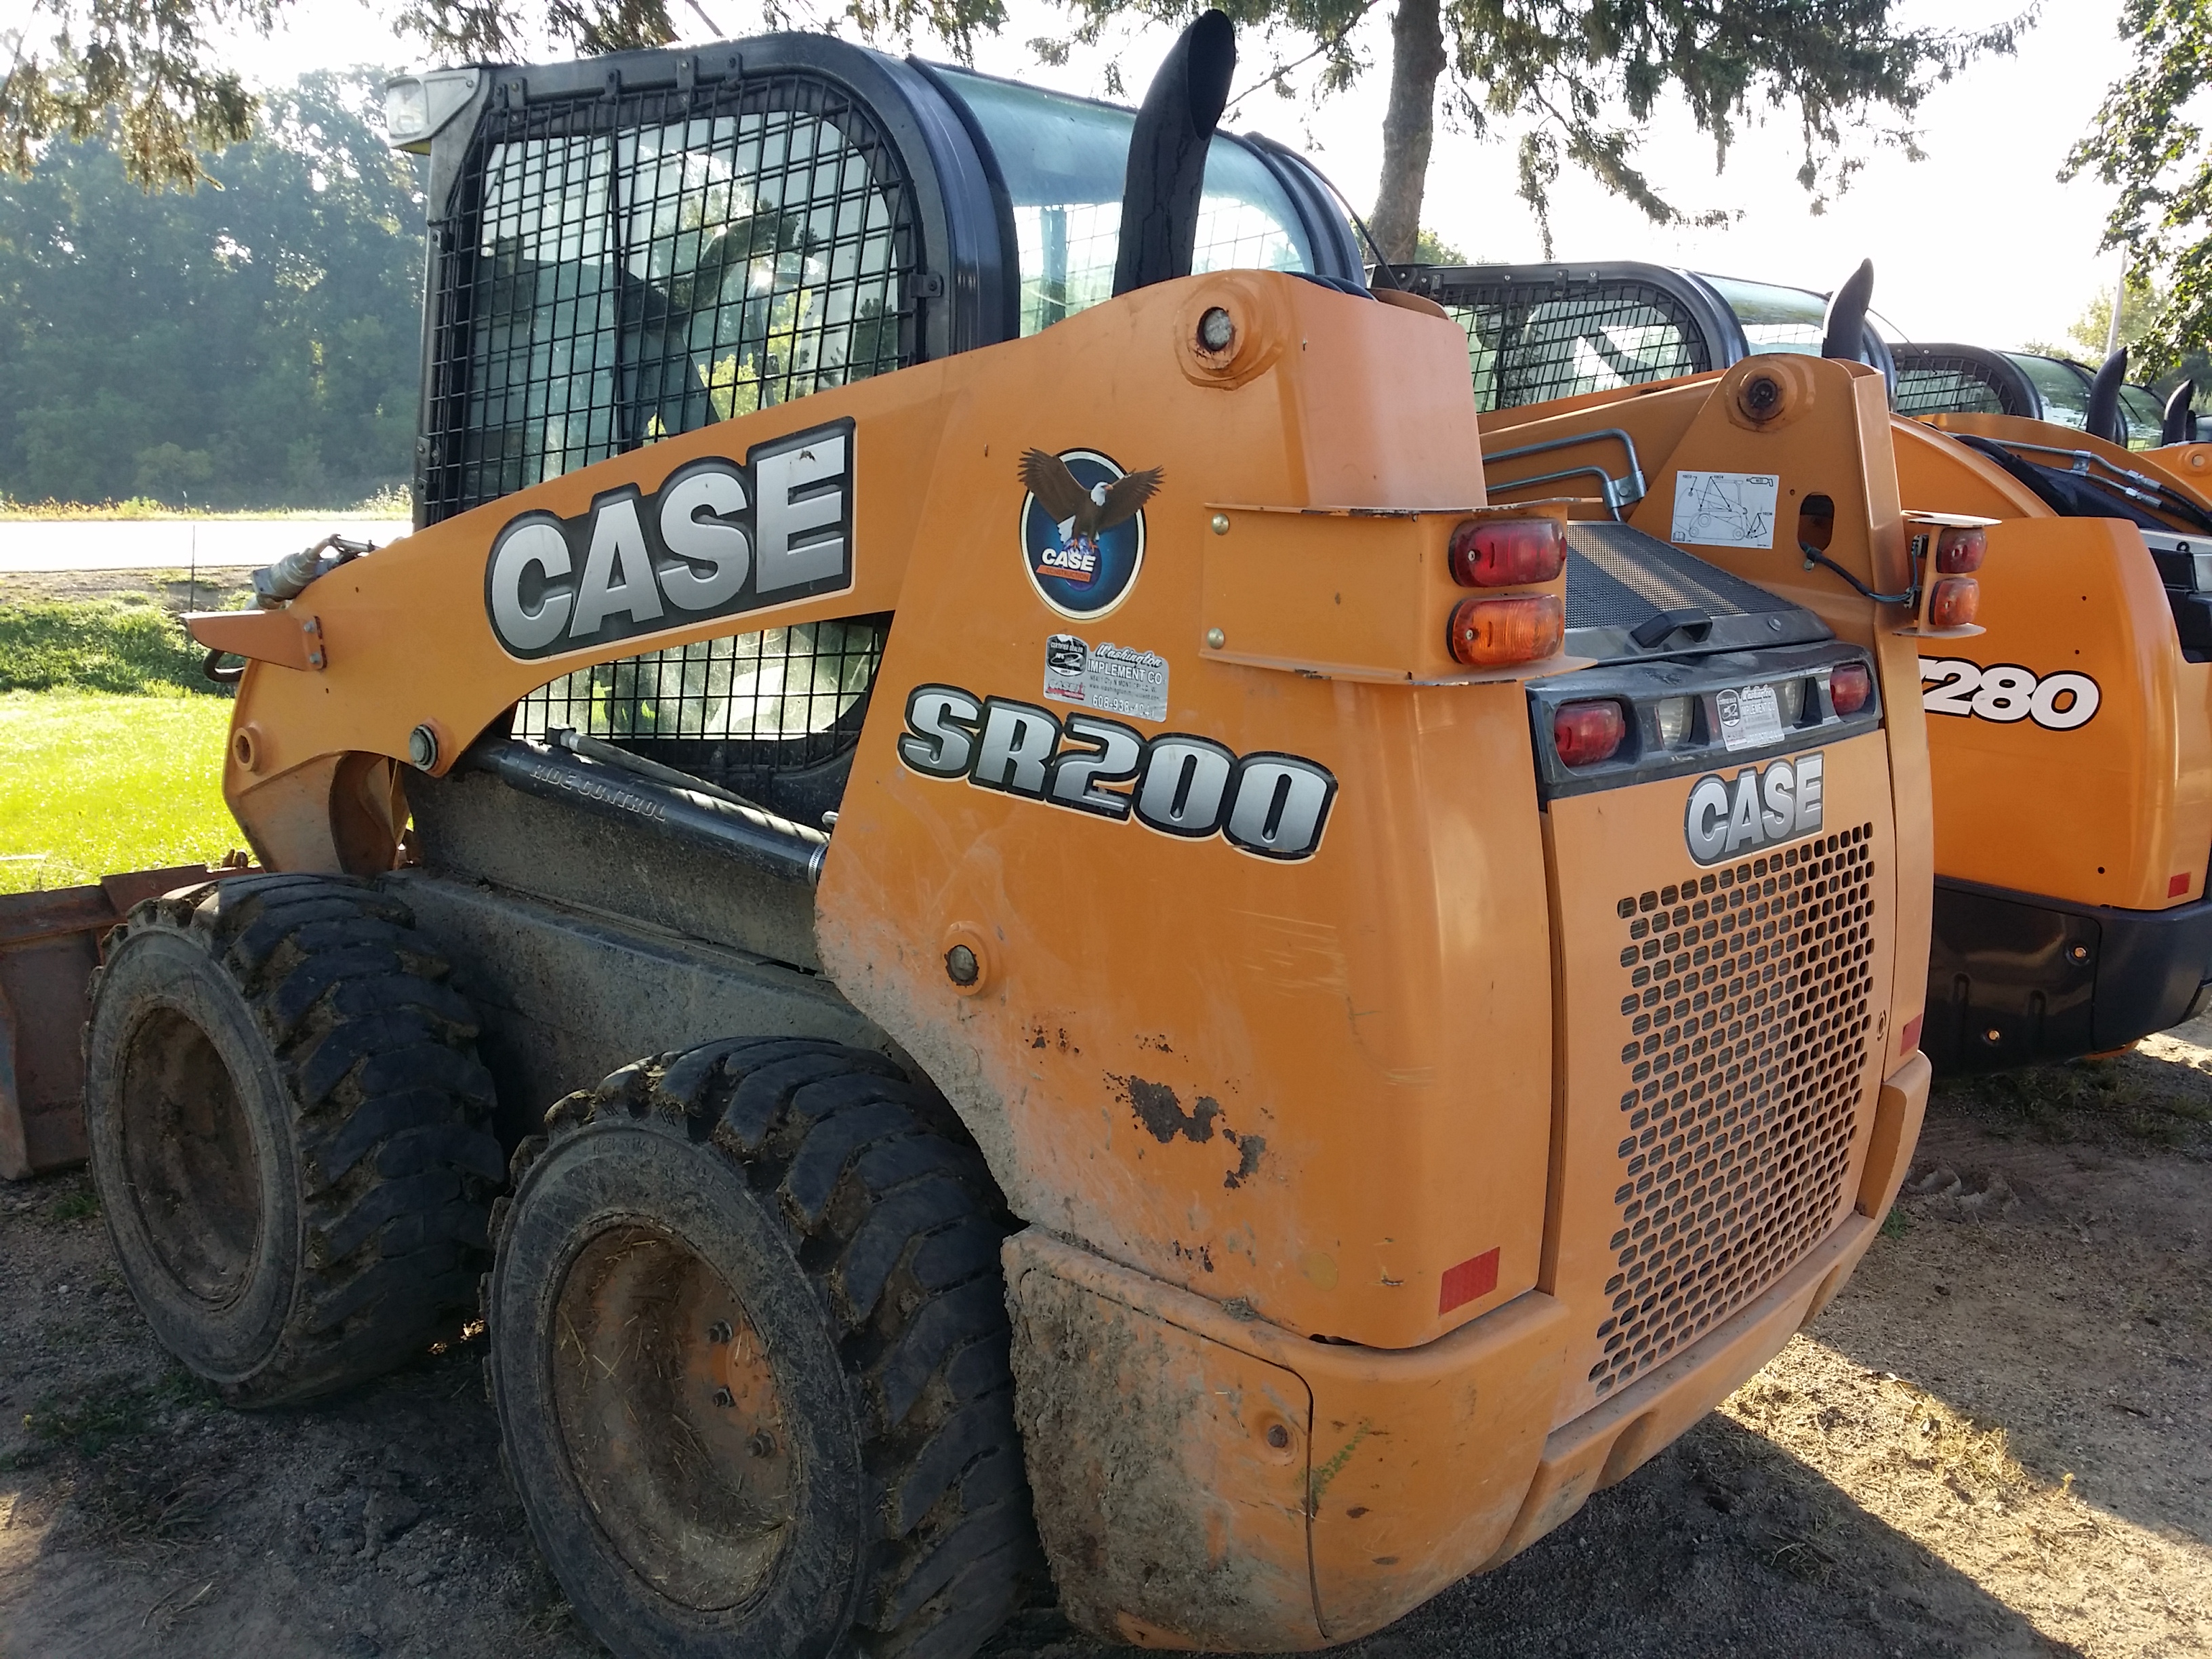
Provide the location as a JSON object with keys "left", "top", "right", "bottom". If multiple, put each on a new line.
{"left": 1924, "top": 876, "right": 2212, "bottom": 1072}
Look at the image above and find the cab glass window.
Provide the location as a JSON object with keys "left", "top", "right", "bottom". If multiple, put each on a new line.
{"left": 1698, "top": 274, "right": 1828, "bottom": 356}
{"left": 2004, "top": 354, "right": 2093, "bottom": 430}
{"left": 932, "top": 68, "right": 1314, "bottom": 334}
{"left": 2118, "top": 383, "right": 2163, "bottom": 449}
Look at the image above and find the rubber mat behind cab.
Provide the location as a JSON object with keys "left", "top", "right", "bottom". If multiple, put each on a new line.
{"left": 1565, "top": 520, "right": 1828, "bottom": 663}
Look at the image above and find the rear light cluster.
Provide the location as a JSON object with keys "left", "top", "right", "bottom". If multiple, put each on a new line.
{"left": 1829, "top": 661, "right": 1873, "bottom": 716}
{"left": 1927, "top": 577, "right": 1980, "bottom": 628}
{"left": 1446, "top": 518, "right": 1565, "bottom": 668}
{"left": 1553, "top": 700, "right": 1626, "bottom": 766}
{"left": 1545, "top": 657, "right": 1879, "bottom": 772}
{"left": 1925, "top": 525, "right": 1982, "bottom": 628}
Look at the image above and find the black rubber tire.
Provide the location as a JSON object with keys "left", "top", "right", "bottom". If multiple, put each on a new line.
{"left": 487, "top": 1038, "right": 1041, "bottom": 1659}
{"left": 83, "top": 873, "right": 504, "bottom": 1406}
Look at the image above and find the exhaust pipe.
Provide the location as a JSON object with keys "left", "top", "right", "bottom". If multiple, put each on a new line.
{"left": 2164, "top": 377, "right": 2198, "bottom": 445}
{"left": 1820, "top": 258, "right": 1876, "bottom": 363}
{"left": 1111, "top": 9, "right": 1236, "bottom": 297}
{"left": 2087, "top": 348, "right": 2129, "bottom": 446}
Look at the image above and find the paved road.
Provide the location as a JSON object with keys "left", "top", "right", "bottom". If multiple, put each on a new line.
{"left": 0, "top": 519, "right": 411, "bottom": 573}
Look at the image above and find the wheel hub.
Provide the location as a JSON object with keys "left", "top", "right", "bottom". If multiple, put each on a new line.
{"left": 551, "top": 1223, "right": 797, "bottom": 1611}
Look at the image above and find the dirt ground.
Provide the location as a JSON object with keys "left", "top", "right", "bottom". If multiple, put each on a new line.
{"left": 3, "top": 1033, "right": 2208, "bottom": 1659}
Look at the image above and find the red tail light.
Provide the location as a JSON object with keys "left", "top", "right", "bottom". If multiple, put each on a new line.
{"left": 1830, "top": 661, "right": 1873, "bottom": 716}
{"left": 1447, "top": 593, "right": 1563, "bottom": 667}
{"left": 1929, "top": 576, "right": 1980, "bottom": 628}
{"left": 1448, "top": 518, "right": 1566, "bottom": 588}
{"left": 1553, "top": 700, "right": 1627, "bottom": 766}
{"left": 1936, "top": 526, "right": 1986, "bottom": 573}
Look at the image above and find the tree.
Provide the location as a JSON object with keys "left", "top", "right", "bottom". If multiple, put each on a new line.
{"left": 1050, "top": 0, "right": 2026, "bottom": 262}
{"left": 3, "top": 0, "right": 1013, "bottom": 192}
{"left": 2064, "top": 1, "right": 2212, "bottom": 375}
{"left": 0, "top": 70, "right": 426, "bottom": 506}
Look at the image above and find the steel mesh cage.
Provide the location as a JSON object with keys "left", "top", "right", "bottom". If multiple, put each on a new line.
{"left": 425, "top": 69, "right": 924, "bottom": 805}
{"left": 425, "top": 72, "right": 923, "bottom": 519}
{"left": 1437, "top": 281, "right": 1711, "bottom": 411}
{"left": 513, "top": 615, "right": 889, "bottom": 814}
{"left": 1894, "top": 356, "right": 2012, "bottom": 418}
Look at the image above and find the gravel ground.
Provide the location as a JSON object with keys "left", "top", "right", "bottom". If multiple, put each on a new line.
{"left": 3, "top": 1040, "right": 2208, "bottom": 1659}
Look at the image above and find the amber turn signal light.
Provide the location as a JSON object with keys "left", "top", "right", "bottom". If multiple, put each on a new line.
{"left": 1447, "top": 593, "right": 1563, "bottom": 667}
{"left": 1928, "top": 577, "right": 1980, "bottom": 629}
{"left": 1553, "top": 700, "right": 1627, "bottom": 766}
{"left": 1448, "top": 518, "right": 1566, "bottom": 588}
{"left": 1829, "top": 661, "right": 1873, "bottom": 716}
{"left": 1935, "top": 526, "right": 1986, "bottom": 574}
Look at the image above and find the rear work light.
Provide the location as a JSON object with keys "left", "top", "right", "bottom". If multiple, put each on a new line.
{"left": 1935, "top": 526, "right": 1986, "bottom": 573}
{"left": 1447, "top": 593, "right": 1563, "bottom": 667}
{"left": 1830, "top": 661, "right": 1873, "bottom": 716}
{"left": 1553, "top": 700, "right": 1627, "bottom": 766}
{"left": 1929, "top": 577, "right": 1980, "bottom": 629}
{"left": 1448, "top": 518, "right": 1567, "bottom": 588}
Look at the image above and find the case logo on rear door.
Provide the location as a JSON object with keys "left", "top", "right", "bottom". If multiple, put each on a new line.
{"left": 484, "top": 418, "right": 855, "bottom": 661}
{"left": 1683, "top": 753, "right": 1823, "bottom": 866}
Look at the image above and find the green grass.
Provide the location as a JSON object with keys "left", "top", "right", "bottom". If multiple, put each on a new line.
{"left": 0, "top": 595, "right": 230, "bottom": 696}
{"left": 0, "top": 691, "right": 240, "bottom": 893}
{"left": 0, "top": 486, "right": 409, "bottom": 520}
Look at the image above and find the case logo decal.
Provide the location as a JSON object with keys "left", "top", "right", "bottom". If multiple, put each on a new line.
{"left": 1019, "top": 448, "right": 1161, "bottom": 619}
{"left": 1684, "top": 752, "right": 1823, "bottom": 866}
{"left": 485, "top": 418, "right": 855, "bottom": 661}
{"left": 898, "top": 683, "right": 1336, "bottom": 862}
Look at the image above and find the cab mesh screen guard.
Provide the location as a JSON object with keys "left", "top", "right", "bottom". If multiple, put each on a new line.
{"left": 422, "top": 71, "right": 924, "bottom": 525}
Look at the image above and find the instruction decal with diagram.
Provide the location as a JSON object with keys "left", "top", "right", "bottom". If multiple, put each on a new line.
{"left": 1671, "top": 470, "right": 1780, "bottom": 550}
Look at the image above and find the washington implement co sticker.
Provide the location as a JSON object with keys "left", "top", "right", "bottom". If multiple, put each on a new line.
{"left": 1019, "top": 447, "right": 1162, "bottom": 619}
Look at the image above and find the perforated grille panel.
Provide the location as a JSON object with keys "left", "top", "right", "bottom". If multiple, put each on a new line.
{"left": 1439, "top": 281, "right": 1711, "bottom": 411}
{"left": 1895, "top": 357, "right": 2013, "bottom": 418}
{"left": 1591, "top": 822, "right": 1879, "bottom": 1399}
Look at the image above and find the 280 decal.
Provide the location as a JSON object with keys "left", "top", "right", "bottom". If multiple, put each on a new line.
{"left": 1920, "top": 658, "right": 2100, "bottom": 731}
{"left": 898, "top": 684, "right": 1337, "bottom": 862}
{"left": 484, "top": 418, "right": 855, "bottom": 661}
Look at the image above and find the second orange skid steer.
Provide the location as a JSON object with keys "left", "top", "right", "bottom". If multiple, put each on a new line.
{"left": 74, "top": 16, "right": 1933, "bottom": 1656}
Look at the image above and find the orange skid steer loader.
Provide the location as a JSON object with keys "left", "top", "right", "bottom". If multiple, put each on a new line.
{"left": 60, "top": 18, "right": 1929, "bottom": 1656}
{"left": 1415, "top": 258, "right": 2212, "bottom": 1071}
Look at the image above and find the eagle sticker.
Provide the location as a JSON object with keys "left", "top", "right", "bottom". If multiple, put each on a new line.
{"left": 1019, "top": 448, "right": 1162, "bottom": 619}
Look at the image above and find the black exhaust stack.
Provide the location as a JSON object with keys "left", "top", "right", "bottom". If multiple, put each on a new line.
{"left": 1820, "top": 259, "right": 1876, "bottom": 363}
{"left": 2164, "top": 377, "right": 2198, "bottom": 445}
{"left": 2087, "top": 348, "right": 2129, "bottom": 445}
{"left": 1112, "top": 10, "right": 1236, "bottom": 297}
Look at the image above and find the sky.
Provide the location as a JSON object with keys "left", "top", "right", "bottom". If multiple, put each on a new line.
{"left": 221, "top": 0, "right": 2137, "bottom": 354}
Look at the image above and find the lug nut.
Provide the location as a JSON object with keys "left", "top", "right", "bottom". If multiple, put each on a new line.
{"left": 708, "top": 1320, "right": 732, "bottom": 1344}
{"left": 712, "top": 1387, "right": 735, "bottom": 1408}
{"left": 748, "top": 1431, "right": 776, "bottom": 1458}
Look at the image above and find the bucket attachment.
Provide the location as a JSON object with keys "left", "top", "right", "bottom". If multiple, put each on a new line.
{"left": 0, "top": 861, "right": 252, "bottom": 1179}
